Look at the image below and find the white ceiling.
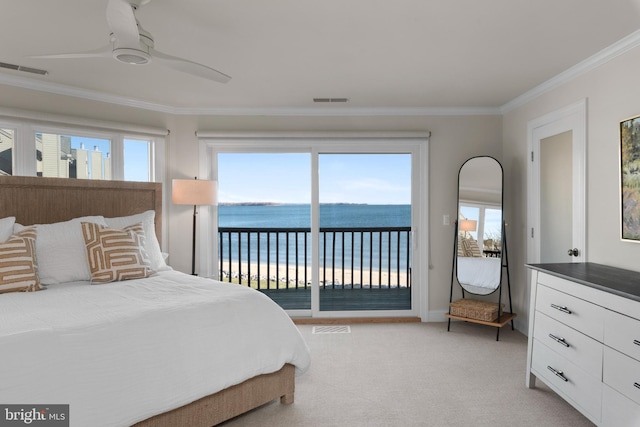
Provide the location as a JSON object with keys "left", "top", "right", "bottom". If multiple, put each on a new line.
{"left": 1, "top": 0, "right": 640, "bottom": 114}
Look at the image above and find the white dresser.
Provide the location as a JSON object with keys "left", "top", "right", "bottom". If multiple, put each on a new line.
{"left": 526, "top": 263, "right": 640, "bottom": 426}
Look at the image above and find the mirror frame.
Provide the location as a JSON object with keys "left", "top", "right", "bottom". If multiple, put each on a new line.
{"left": 455, "top": 155, "right": 504, "bottom": 295}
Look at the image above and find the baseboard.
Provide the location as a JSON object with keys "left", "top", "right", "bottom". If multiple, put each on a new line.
{"left": 292, "top": 317, "right": 421, "bottom": 325}
{"left": 291, "top": 312, "right": 529, "bottom": 336}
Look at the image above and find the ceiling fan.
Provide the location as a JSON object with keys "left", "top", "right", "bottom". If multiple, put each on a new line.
{"left": 33, "top": 0, "right": 231, "bottom": 83}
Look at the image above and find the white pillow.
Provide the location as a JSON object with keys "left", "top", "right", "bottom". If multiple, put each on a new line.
{"left": 104, "top": 210, "right": 169, "bottom": 272}
{"left": 0, "top": 216, "right": 16, "bottom": 243}
{"left": 14, "top": 216, "right": 107, "bottom": 285}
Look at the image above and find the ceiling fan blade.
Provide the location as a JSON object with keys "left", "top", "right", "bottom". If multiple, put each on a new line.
{"left": 106, "top": 0, "right": 140, "bottom": 46}
{"left": 150, "top": 48, "right": 231, "bottom": 83}
{"left": 31, "top": 45, "right": 112, "bottom": 60}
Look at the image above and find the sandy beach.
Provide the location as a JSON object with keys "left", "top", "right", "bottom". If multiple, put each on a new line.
{"left": 217, "top": 261, "right": 410, "bottom": 288}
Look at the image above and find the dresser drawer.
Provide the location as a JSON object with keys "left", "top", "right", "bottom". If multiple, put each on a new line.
{"left": 604, "top": 309, "right": 640, "bottom": 362}
{"left": 603, "top": 346, "right": 640, "bottom": 405}
{"left": 531, "top": 339, "right": 602, "bottom": 421}
{"left": 533, "top": 311, "right": 602, "bottom": 376}
{"left": 602, "top": 385, "right": 640, "bottom": 427}
{"left": 536, "top": 284, "right": 604, "bottom": 340}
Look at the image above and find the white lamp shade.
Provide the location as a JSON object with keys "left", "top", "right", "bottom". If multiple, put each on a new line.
{"left": 459, "top": 219, "right": 477, "bottom": 232}
{"left": 172, "top": 179, "right": 217, "bottom": 205}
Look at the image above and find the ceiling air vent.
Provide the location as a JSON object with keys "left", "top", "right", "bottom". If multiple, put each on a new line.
{"left": 0, "top": 62, "right": 48, "bottom": 76}
{"left": 313, "top": 98, "right": 349, "bottom": 103}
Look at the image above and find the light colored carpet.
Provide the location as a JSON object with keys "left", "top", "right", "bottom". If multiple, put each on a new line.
{"left": 222, "top": 322, "right": 594, "bottom": 426}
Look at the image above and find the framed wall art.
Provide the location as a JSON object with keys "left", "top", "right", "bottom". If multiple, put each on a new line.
{"left": 620, "top": 114, "right": 640, "bottom": 241}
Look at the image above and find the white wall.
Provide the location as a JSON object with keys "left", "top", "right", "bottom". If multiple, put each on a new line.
{"left": 503, "top": 43, "right": 640, "bottom": 331}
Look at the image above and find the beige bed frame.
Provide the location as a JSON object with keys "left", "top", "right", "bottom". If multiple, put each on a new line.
{"left": 0, "top": 176, "right": 296, "bottom": 427}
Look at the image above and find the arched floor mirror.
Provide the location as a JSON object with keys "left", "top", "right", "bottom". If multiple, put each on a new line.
{"left": 446, "top": 156, "right": 516, "bottom": 340}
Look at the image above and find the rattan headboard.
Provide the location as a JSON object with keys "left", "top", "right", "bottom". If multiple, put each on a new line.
{"left": 0, "top": 176, "right": 162, "bottom": 242}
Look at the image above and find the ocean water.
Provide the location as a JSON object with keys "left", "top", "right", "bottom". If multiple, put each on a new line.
{"left": 219, "top": 204, "right": 411, "bottom": 228}
{"left": 218, "top": 204, "right": 411, "bottom": 271}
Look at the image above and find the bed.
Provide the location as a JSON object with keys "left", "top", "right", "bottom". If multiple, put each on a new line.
{"left": 456, "top": 256, "right": 502, "bottom": 294}
{"left": 0, "top": 176, "right": 311, "bottom": 427}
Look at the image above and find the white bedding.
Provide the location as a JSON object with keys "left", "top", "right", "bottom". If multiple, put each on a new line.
{"left": 0, "top": 271, "right": 311, "bottom": 427}
{"left": 456, "top": 257, "right": 502, "bottom": 294}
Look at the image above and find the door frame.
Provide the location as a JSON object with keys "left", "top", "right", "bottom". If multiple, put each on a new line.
{"left": 197, "top": 132, "right": 430, "bottom": 320}
{"left": 527, "top": 99, "right": 587, "bottom": 264}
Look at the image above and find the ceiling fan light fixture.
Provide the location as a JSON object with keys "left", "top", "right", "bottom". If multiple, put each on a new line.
{"left": 113, "top": 48, "right": 150, "bottom": 64}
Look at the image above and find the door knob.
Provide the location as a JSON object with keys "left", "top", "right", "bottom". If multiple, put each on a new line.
{"left": 567, "top": 248, "right": 579, "bottom": 257}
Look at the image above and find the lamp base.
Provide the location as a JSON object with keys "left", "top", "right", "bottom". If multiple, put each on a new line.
{"left": 191, "top": 205, "right": 197, "bottom": 276}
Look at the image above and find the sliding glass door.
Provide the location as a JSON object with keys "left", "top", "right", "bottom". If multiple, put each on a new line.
{"left": 204, "top": 136, "right": 427, "bottom": 319}
{"left": 216, "top": 153, "right": 312, "bottom": 310}
{"left": 318, "top": 154, "right": 412, "bottom": 311}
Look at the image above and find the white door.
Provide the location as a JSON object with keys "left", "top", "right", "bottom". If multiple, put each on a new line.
{"left": 540, "top": 131, "right": 573, "bottom": 262}
{"left": 528, "top": 100, "right": 587, "bottom": 264}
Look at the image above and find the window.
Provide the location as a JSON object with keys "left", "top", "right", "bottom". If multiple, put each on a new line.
{"left": 36, "top": 132, "right": 111, "bottom": 179}
{"left": 0, "top": 128, "right": 14, "bottom": 176}
{"left": 459, "top": 203, "right": 502, "bottom": 252}
{"left": 0, "top": 116, "right": 163, "bottom": 183}
{"left": 124, "top": 138, "right": 151, "bottom": 182}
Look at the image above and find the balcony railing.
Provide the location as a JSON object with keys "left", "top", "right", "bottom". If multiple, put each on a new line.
{"left": 218, "top": 226, "right": 412, "bottom": 290}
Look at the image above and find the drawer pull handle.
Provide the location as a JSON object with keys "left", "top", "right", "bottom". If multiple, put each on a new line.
{"left": 547, "top": 366, "right": 569, "bottom": 382}
{"left": 634, "top": 340, "right": 640, "bottom": 347}
{"left": 549, "top": 334, "right": 570, "bottom": 347}
{"left": 550, "top": 304, "right": 572, "bottom": 314}
{"left": 635, "top": 382, "right": 640, "bottom": 390}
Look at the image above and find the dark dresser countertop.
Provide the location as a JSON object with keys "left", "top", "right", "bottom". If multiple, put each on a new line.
{"left": 526, "top": 262, "right": 640, "bottom": 303}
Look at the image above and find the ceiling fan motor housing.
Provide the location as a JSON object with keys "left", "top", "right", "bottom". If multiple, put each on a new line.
{"left": 112, "top": 26, "right": 153, "bottom": 64}
{"left": 113, "top": 48, "right": 150, "bottom": 64}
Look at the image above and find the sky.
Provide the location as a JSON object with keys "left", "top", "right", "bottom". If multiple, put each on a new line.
{"left": 217, "top": 153, "right": 412, "bottom": 204}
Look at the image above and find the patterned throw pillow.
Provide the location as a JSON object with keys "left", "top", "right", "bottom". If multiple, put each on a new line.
{"left": 462, "top": 238, "right": 483, "bottom": 257}
{"left": 81, "top": 222, "right": 154, "bottom": 284}
{"left": 0, "top": 228, "right": 41, "bottom": 294}
{"left": 457, "top": 237, "right": 466, "bottom": 257}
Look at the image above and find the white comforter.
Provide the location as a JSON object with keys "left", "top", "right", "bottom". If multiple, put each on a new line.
{"left": 0, "top": 271, "right": 311, "bottom": 427}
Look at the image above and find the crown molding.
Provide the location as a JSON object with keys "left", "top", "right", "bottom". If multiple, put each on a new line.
{"left": 500, "top": 28, "right": 640, "bottom": 114}
{"left": 0, "top": 73, "right": 178, "bottom": 114}
{"left": 0, "top": 71, "right": 500, "bottom": 117}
